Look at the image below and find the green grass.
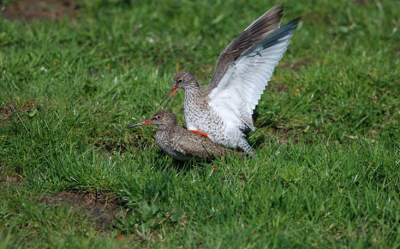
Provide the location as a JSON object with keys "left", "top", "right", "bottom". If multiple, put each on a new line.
{"left": 1, "top": 0, "right": 399, "bottom": 247}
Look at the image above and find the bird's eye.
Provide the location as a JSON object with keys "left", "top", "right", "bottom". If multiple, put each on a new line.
{"left": 177, "top": 78, "right": 183, "bottom": 83}
{"left": 156, "top": 115, "right": 161, "bottom": 119}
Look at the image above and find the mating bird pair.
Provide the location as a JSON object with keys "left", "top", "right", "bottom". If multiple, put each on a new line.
{"left": 129, "top": 4, "right": 300, "bottom": 161}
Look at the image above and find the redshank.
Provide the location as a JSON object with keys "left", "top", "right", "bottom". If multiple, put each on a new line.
{"left": 162, "top": 4, "right": 300, "bottom": 159}
{"left": 128, "top": 110, "right": 240, "bottom": 161}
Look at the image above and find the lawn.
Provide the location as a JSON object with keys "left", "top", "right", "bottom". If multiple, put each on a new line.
{"left": 1, "top": 0, "right": 399, "bottom": 248}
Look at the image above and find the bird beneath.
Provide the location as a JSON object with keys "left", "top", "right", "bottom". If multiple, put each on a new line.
{"left": 161, "top": 4, "right": 300, "bottom": 160}
{"left": 127, "top": 110, "right": 242, "bottom": 161}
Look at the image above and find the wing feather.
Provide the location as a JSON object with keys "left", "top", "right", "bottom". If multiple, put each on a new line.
{"left": 174, "top": 133, "right": 224, "bottom": 159}
{"left": 208, "top": 18, "right": 300, "bottom": 131}
{"left": 206, "top": 3, "right": 285, "bottom": 92}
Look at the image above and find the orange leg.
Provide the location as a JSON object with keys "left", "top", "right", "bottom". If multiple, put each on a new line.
{"left": 190, "top": 130, "right": 208, "bottom": 138}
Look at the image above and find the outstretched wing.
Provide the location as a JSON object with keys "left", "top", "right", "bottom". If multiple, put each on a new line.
{"left": 208, "top": 18, "right": 300, "bottom": 130}
{"left": 206, "top": 3, "right": 284, "bottom": 91}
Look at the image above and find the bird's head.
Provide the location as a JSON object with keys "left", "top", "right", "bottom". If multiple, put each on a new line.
{"left": 127, "top": 110, "right": 177, "bottom": 128}
{"left": 161, "top": 70, "right": 199, "bottom": 107}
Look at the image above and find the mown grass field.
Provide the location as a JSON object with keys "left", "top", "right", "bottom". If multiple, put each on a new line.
{"left": 1, "top": 0, "right": 399, "bottom": 247}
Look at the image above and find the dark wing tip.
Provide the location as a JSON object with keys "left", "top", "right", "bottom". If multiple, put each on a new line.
{"left": 242, "top": 16, "right": 301, "bottom": 56}
{"left": 287, "top": 17, "right": 302, "bottom": 28}
{"left": 271, "top": 16, "right": 302, "bottom": 37}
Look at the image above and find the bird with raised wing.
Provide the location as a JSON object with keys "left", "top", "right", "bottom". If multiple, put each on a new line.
{"left": 128, "top": 110, "right": 241, "bottom": 161}
{"left": 162, "top": 4, "right": 300, "bottom": 159}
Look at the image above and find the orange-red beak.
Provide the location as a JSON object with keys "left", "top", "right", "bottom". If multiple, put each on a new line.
{"left": 160, "top": 85, "right": 179, "bottom": 107}
{"left": 127, "top": 119, "right": 153, "bottom": 129}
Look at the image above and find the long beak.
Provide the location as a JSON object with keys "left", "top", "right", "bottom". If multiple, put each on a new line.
{"left": 160, "top": 85, "right": 179, "bottom": 107}
{"left": 127, "top": 119, "right": 152, "bottom": 129}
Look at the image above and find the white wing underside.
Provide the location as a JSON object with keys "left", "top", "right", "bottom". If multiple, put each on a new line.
{"left": 208, "top": 33, "right": 293, "bottom": 131}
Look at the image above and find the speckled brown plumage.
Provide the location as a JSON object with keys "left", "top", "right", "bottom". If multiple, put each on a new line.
{"left": 128, "top": 110, "right": 240, "bottom": 161}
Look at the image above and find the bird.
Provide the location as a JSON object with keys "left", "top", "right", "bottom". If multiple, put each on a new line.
{"left": 127, "top": 110, "right": 241, "bottom": 161}
{"left": 161, "top": 4, "right": 300, "bottom": 160}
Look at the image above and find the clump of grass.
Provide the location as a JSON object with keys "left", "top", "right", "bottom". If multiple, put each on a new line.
{"left": 1, "top": 0, "right": 399, "bottom": 247}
